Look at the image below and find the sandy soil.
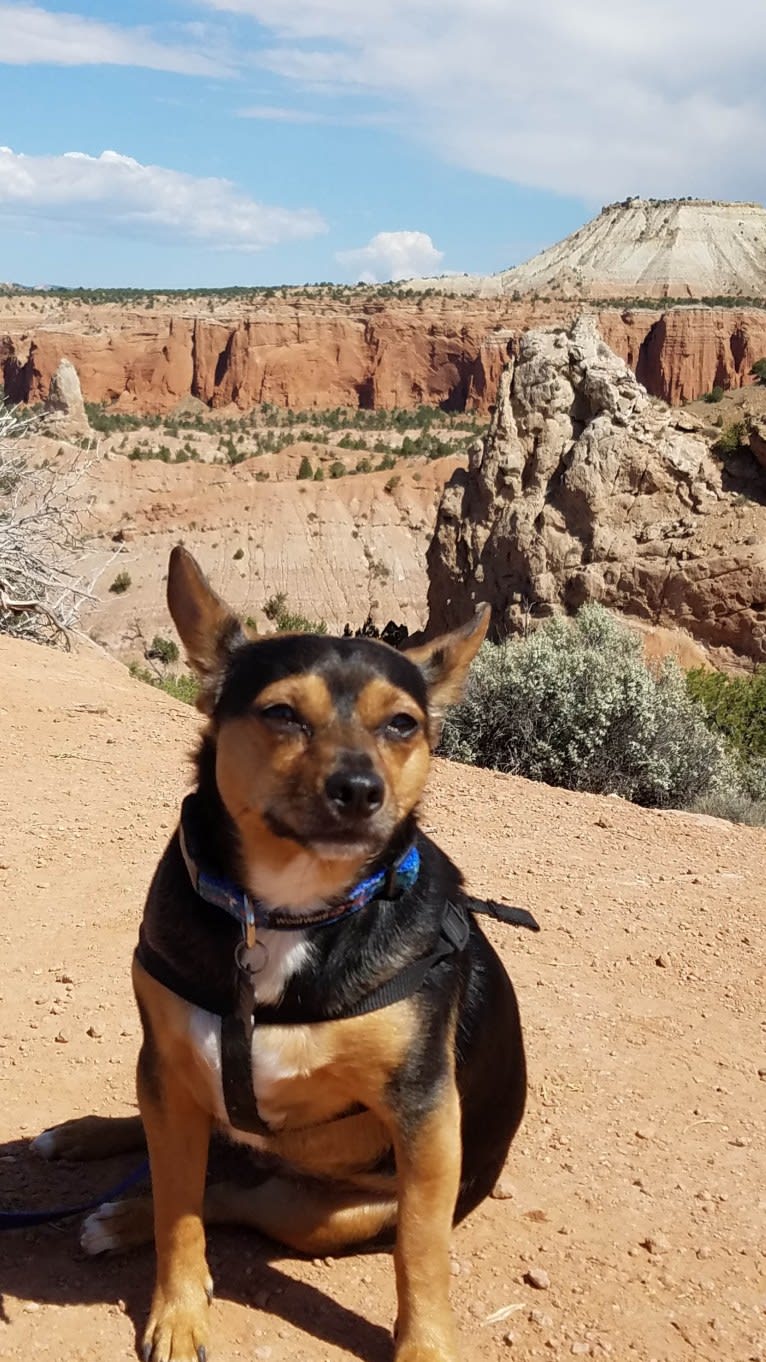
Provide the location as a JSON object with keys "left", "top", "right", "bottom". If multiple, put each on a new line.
{"left": 0, "top": 634, "right": 764, "bottom": 1362}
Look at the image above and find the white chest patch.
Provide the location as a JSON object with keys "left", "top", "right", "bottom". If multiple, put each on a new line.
{"left": 185, "top": 926, "right": 314, "bottom": 1137}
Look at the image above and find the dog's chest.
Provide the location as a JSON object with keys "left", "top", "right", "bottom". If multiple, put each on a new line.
{"left": 185, "top": 928, "right": 334, "bottom": 1136}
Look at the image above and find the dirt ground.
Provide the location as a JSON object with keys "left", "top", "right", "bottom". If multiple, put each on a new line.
{"left": 0, "top": 634, "right": 764, "bottom": 1362}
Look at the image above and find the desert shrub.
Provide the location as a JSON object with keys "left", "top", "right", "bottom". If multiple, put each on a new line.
{"left": 263, "top": 591, "right": 327, "bottom": 634}
{"left": 750, "top": 358, "right": 766, "bottom": 384}
{"left": 329, "top": 461, "right": 346, "bottom": 479}
{"left": 714, "top": 421, "right": 747, "bottom": 456}
{"left": 233, "top": 547, "right": 244, "bottom": 560}
{"left": 129, "top": 662, "right": 199, "bottom": 706}
{"left": 146, "top": 634, "right": 179, "bottom": 665}
{"left": 703, "top": 386, "right": 725, "bottom": 403}
{"left": 686, "top": 667, "right": 766, "bottom": 761}
{"left": 297, "top": 455, "right": 314, "bottom": 480}
{"left": 109, "top": 570, "right": 132, "bottom": 594}
{"left": 440, "top": 606, "right": 729, "bottom": 809}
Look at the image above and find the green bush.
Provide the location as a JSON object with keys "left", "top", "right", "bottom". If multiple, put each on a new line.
{"left": 440, "top": 606, "right": 729, "bottom": 810}
{"left": 714, "top": 421, "right": 747, "bottom": 456}
{"left": 129, "top": 662, "right": 199, "bottom": 706}
{"left": 703, "top": 386, "right": 725, "bottom": 403}
{"left": 146, "top": 634, "right": 179, "bottom": 665}
{"left": 686, "top": 667, "right": 766, "bottom": 761}
{"left": 109, "top": 570, "right": 132, "bottom": 594}
{"left": 297, "top": 455, "right": 314, "bottom": 480}
{"left": 263, "top": 592, "right": 327, "bottom": 634}
{"left": 750, "top": 358, "right": 766, "bottom": 384}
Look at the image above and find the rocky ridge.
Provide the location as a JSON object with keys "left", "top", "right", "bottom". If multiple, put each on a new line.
{"left": 3, "top": 292, "right": 766, "bottom": 414}
{"left": 408, "top": 199, "right": 766, "bottom": 300}
{"left": 427, "top": 318, "right": 766, "bottom": 662}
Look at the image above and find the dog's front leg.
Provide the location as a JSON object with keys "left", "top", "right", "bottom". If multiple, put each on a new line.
{"left": 138, "top": 1050, "right": 213, "bottom": 1362}
{"left": 392, "top": 1074, "right": 462, "bottom": 1362}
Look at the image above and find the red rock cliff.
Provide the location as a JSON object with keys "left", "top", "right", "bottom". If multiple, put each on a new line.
{"left": 2, "top": 295, "right": 765, "bottom": 412}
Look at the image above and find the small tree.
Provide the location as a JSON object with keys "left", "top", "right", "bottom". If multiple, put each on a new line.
{"left": 749, "top": 358, "right": 766, "bottom": 384}
{"left": 297, "top": 455, "right": 313, "bottom": 480}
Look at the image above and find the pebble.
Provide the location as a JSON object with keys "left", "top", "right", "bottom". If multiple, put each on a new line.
{"left": 253, "top": 1349, "right": 272, "bottom": 1361}
{"left": 524, "top": 1267, "right": 551, "bottom": 1290}
{"left": 491, "top": 1176, "right": 516, "bottom": 1200}
{"left": 529, "top": 1309, "right": 555, "bottom": 1328}
{"left": 503, "top": 1331, "right": 516, "bottom": 1346}
{"left": 86, "top": 1025, "right": 103, "bottom": 1039}
{"left": 54, "top": 1032, "right": 69, "bottom": 1044}
{"left": 571, "top": 1344, "right": 592, "bottom": 1357}
{"left": 55, "top": 972, "right": 73, "bottom": 984}
{"left": 640, "top": 1233, "right": 671, "bottom": 1255}
{"left": 23, "top": 1302, "right": 40, "bottom": 1313}
{"left": 655, "top": 954, "right": 670, "bottom": 968}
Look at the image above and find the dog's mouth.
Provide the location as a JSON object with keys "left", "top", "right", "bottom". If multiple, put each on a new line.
{"left": 264, "top": 809, "right": 388, "bottom": 862}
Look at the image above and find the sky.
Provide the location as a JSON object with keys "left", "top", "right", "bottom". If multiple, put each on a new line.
{"left": 1, "top": 1, "right": 766, "bottom": 288}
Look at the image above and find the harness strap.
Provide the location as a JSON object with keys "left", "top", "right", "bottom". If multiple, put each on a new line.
{"left": 220, "top": 971, "right": 272, "bottom": 1135}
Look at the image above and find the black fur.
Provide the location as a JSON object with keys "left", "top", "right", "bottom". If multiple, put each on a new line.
{"left": 139, "top": 631, "right": 526, "bottom": 1228}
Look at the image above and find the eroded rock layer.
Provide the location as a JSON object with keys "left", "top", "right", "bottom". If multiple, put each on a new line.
{"left": 3, "top": 295, "right": 766, "bottom": 414}
{"left": 426, "top": 318, "right": 766, "bottom": 662}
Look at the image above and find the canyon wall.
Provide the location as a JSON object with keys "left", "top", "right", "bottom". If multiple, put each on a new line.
{"left": 2, "top": 295, "right": 766, "bottom": 414}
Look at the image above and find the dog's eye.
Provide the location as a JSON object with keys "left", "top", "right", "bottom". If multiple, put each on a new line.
{"left": 384, "top": 712, "right": 419, "bottom": 740}
{"left": 258, "top": 703, "right": 306, "bottom": 733}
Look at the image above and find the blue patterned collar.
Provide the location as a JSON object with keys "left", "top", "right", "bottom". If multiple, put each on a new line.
{"left": 178, "top": 795, "right": 420, "bottom": 946}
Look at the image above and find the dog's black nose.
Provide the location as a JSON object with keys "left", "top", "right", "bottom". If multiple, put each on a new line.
{"left": 325, "top": 768, "right": 384, "bottom": 818}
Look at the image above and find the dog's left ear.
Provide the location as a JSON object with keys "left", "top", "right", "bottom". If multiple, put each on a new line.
{"left": 167, "top": 546, "right": 248, "bottom": 713}
{"left": 405, "top": 605, "right": 490, "bottom": 745}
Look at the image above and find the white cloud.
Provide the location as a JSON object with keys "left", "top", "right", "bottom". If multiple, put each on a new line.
{"left": 236, "top": 104, "right": 331, "bottom": 123}
{"left": 0, "top": 147, "right": 326, "bottom": 252}
{"left": 336, "top": 231, "right": 443, "bottom": 283}
{"left": 0, "top": 5, "right": 231, "bottom": 77}
{"left": 202, "top": 0, "right": 766, "bottom": 202}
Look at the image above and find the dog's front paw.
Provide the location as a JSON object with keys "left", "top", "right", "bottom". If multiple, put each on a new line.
{"left": 142, "top": 1277, "right": 214, "bottom": 1362}
{"left": 395, "top": 1339, "right": 459, "bottom": 1362}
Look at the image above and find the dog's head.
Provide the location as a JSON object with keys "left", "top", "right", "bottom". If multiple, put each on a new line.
{"left": 167, "top": 547, "right": 488, "bottom": 902}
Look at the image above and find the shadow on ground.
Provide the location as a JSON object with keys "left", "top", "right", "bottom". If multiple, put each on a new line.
{"left": 0, "top": 1136, "right": 392, "bottom": 1361}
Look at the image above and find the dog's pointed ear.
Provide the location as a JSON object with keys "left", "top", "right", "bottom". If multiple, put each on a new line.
{"left": 167, "top": 546, "right": 247, "bottom": 713}
{"left": 404, "top": 604, "right": 490, "bottom": 745}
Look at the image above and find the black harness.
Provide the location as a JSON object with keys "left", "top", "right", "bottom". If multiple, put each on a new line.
{"left": 135, "top": 802, "right": 539, "bottom": 1136}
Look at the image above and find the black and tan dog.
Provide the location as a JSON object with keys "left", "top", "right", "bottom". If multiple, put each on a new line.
{"left": 35, "top": 547, "right": 526, "bottom": 1362}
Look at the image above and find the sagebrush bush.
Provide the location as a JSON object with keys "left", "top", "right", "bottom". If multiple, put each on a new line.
{"left": 440, "top": 606, "right": 729, "bottom": 809}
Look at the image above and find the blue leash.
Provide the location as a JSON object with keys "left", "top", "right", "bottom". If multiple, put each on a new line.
{"left": 0, "top": 1158, "right": 149, "bottom": 1230}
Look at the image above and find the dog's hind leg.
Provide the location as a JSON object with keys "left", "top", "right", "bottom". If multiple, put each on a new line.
{"left": 80, "top": 1177, "right": 397, "bottom": 1257}
{"left": 31, "top": 1114, "right": 146, "bottom": 1162}
{"left": 204, "top": 1176, "right": 397, "bottom": 1254}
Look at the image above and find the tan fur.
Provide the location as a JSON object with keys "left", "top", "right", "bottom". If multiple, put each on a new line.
{"left": 48, "top": 553, "right": 495, "bottom": 1362}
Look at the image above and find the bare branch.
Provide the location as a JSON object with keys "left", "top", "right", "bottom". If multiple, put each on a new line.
{"left": 0, "top": 401, "right": 102, "bottom": 646}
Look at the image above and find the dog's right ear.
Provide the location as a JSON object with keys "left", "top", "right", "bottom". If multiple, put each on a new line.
{"left": 166, "top": 546, "right": 247, "bottom": 713}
